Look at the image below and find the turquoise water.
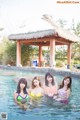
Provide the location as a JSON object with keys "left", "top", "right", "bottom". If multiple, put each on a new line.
{"left": 0, "top": 69, "right": 80, "bottom": 120}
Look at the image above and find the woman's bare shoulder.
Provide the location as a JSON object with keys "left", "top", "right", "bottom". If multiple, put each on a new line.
{"left": 14, "top": 91, "right": 18, "bottom": 96}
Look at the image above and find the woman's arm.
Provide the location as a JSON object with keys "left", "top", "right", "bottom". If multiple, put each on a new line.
{"left": 14, "top": 92, "right": 18, "bottom": 103}
{"left": 28, "top": 88, "right": 31, "bottom": 95}
{"left": 67, "top": 89, "right": 71, "bottom": 99}
{"left": 14, "top": 92, "right": 27, "bottom": 109}
{"left": 14, "top": 92, "right": 23, "bottom": 105}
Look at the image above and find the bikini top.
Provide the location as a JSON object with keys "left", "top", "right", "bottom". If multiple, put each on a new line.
{"left": 45, "top": 86, "right": 57, "bottom": 94}
{"left": 17, "top": 94, "right": 29, "bottom": 103}
{"left": 30, "top": 92, "right": 42, "bottom": 99}
{"left": 58, "top": 88, "right": 67, "bottom": 99}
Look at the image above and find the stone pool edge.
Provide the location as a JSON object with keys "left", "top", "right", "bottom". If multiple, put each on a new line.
{"left": 0, "top": 65, "right": 80, "bottom": 78}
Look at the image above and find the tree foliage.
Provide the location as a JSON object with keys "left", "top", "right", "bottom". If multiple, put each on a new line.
{"left": 56, "top": 19, "right": 80, "bottom": 64}
{"left": 71, "top": 22, "right": 80, "bottom": 62}
{"left": 2, "top": 40, "right": 16, "bottom": 65}
{"left": 0, "top": 38, "right": 33, "bottom": 66}
{"left": 21, "top": 44, "right": 33, "bottom": 66}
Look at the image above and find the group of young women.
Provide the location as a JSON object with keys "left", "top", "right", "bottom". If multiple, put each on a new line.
{"left": 14, "top": 72, "right": 72, "bottom": 110}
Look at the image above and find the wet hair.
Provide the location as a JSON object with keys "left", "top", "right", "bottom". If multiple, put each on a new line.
{"left": 31, "top": 76, "right": 41, "bottom": 89}
{"left": 59, "top": 76, "right": 72, "bottom": 90}
{"left": 16, "top": 78, "right": 27, "bottom": 94}
{"left": 45, "top": 72, "right": 55, "bottom": 86}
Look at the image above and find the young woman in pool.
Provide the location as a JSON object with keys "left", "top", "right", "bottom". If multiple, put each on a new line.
{"left": 14, "top": 78, "right": 30, "bottom": 110}
{"left": 28, "top": 76, "right": 44, "bottom": 99}
{"left": 43, "top": 72, "right": 58, "bottom": 97}
{"left": 53, "top": 76, "right": 72, "bottom": 103}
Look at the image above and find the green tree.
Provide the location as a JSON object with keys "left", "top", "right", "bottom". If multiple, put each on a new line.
{"left": 71, "top": 22, "right": 80, "bottom": 63}
{"left": 21, "top": 44, "right": 33, "bottom": 66}
{"left": 1, "top": 38, "right": 33, "bottom": 66}
{"left": 3, "top": 40, "right": 16, "bottom": 65}
{"left": 74, "top": 23, "right": 80, "bottom": 36}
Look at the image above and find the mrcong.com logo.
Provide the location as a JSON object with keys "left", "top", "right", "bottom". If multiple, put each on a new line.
{"left": 57, "top": 0, "right": 80, "bottom": 4}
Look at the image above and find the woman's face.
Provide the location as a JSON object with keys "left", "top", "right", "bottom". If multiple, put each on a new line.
{"left": 64, "top": 78, "right": 70, "bottom": 86}
{"left": 20, "top": 83, "right": 25, "bottom": 90}
{"left": 33, "top": 79, "right": 39, "bottom": 86}
{"left": 47, "top": 76, "right": 52, "bottom": 83}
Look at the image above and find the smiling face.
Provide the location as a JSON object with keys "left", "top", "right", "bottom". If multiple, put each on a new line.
{"left": 33, "top": 79, "right": 39, "bottom": 86}
{"left": 45, "top": 72, "right": 55, "bottom": 86}
{"left": 64, "top": 78, "right": 70, "bottom": 86}
{"left": 47, "top": 76, "right": 53, "bottom": 83}
{"left": 17, "top": 78, "right": 27, "bottom": 94}
{"left": 32, "top": 76, "right": 41, "bottom": 89}
{"left": 60, "top": 76, "right": 72, "bottom": 90}
{"left": 20, "top": 83, "right": 26, "bottom": 90}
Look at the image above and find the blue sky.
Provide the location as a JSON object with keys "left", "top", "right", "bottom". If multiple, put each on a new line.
{"left": 0, "top": 0, "right": 80, "bottom": 36}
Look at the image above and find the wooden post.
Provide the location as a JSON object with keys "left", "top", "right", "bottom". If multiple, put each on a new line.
{"left": 39, "top": 46, "right": 42, "bottom": 67}
{"left": 16, "top": 41, "right": 21, "bottom": 66}
{"left": 50, "top": 39, "right": 55, "bottom": 67}
{"left": 67, "top": 43, "right": 71, "bottom": 69}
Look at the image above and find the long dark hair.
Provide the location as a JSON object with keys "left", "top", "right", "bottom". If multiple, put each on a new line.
{"left": 16, "top": 78, "right": 27, "bottom": 94}
{"left": 59, "top": 76, "right": 72, "bottom": 90}
{"left": 45, "top": 72, "right": 55, "bottom": 86}
{"left": 31, "top": 76, "right": 41, "bottom": 89}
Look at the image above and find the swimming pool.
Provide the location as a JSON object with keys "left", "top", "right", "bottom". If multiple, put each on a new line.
{"left": 0, "top": 69, "right": 80, "bottom": 120}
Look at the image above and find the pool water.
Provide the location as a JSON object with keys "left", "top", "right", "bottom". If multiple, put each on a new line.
{"left": 0, "top": 69, "right": 80, "bottom": 120}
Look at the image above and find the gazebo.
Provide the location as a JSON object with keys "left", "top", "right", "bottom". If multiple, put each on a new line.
{"left": 9, "top": 27, "right": 80, "bottom": 68}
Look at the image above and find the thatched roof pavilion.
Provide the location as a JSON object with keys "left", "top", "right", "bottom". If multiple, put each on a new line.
{"left": 9, "top": 27, "right": 80, "bottom": 68}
